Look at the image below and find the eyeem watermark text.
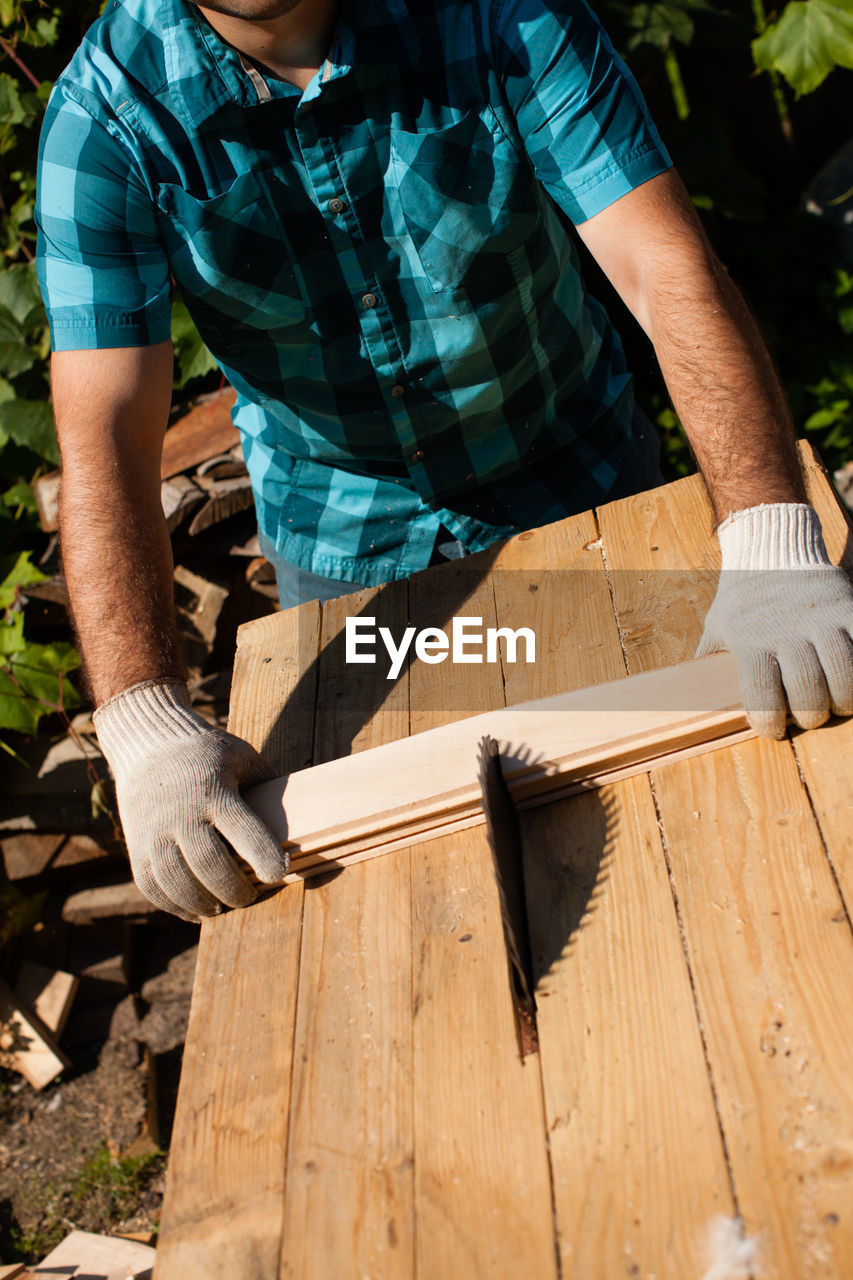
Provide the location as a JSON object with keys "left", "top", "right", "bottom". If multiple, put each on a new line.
{"left": 345, "top": 615, "right": 536, "bottom": 680}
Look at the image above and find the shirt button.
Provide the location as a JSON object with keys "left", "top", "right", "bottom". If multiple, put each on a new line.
{"left": 361, "top": 292, "right": 378, "bottom": 308}
{"left": 390, "top": 384, "right": 405, "bottom": 398}
{"left": 328, "top": 197, "right": 345, "bottom": 214}
{"left": 411, "top": 449, "right": 425, "bottom": 462}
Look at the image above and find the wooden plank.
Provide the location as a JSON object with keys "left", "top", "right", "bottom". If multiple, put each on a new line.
{"left": 155, "top": 602, "right": 321, "bottom": 1280}
{"left": 596, "top": 447, "right": 853, "bottom": 1276}
{"left": 494, "top": 513, "right": 734, "bottom": 1276}
{"left": 160, "top": 388, "right": 238, "bottom": 480}
{"left": 228, "top": 603, "right": 322, "bottom": 776}
{"left": 16, "top": 963, "right": 78, "bottom": 1038}
{"left": 0, "top": 977, "right": 69, "bottom": 1090}
{"left": 32, "top": 1228, "right": 154, "bottom": 1276}
{"left": 246, "top": 651, "right": 749, "bottom": 871}
{"left": 651, "top": 738, "right": 853, "bottom": 1277}
{"left": 790, "top": 446, "right": 853, "bottom": 922}
{"left": 407, "top": 559, "right": 558, "bottom": 1279}
{"left": 279, "top": 581, "right": 415, "bottom": 1280}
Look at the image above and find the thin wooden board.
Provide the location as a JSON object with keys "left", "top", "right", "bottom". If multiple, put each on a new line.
{"left": 279, "top": 580, "right": 415, "bottom": 1280}
{"left": 246, "top": 651, "right": 748, "bottom": 869}
{"left": 407, "top": 559, "right": 559, "bottom": 1279}
{"left": 154, "top": 603, "right": 321, "bottom": 1280}
{"left": 596, "top": 447, "right": 853, "bottom": 1276}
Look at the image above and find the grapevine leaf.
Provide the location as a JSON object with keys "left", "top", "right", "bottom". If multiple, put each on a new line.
{"left": 752, "top": 0, "right": 853, "bottom": 96}
{"left": 0, "top": 74, "right": 25, "bottom": 129}
{"left": 0, "top": 640, "right": 80, "bottom": 734}
{"left": 0, "top": 399, "right": 59, "bottom": 465}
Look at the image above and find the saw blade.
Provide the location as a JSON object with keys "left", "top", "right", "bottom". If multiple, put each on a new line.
{"left": 477, "top": 734, "right": 538, "bottom": 1056}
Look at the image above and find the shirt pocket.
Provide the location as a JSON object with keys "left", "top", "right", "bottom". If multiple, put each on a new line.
{"left": 389, "top": 108, "right": 540, "bottom": 296}
{"left": 156, "top": 169, "right": 305, "bottom": 334}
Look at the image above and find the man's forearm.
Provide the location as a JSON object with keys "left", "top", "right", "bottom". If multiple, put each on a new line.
{"left": 574, "top": 171, "right": 806, "bottom": 520}
{"left": 60, "top": 449, "right": 186, "bottom": 705}
{"left": 647, "top": 246, "right": 806, "bottom": 521}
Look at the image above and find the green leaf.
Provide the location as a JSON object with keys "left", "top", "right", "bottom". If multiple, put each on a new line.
{"left": 752, "top": 0, "right": 853, "bottom": 96}
{"left": 0, "top": 263, "right": 45, "bottom": 331}
{"left": 0, "top": 399, "right": 59, "bottom": 465}
{"left": 0, "top": 304, "right": 22, "bottom": 343}
{"left": 2, "top": 480, "right": 36, "bottom": 513}
{"left": 0, "top": 639, "right": 80, "bottom": 734}
{"left": 0, "top": 610, "right": 25, "bottom": 655}
{"left": 171, "top": 296, "right": 218, "bottom": 388}
{"left": 0, "top": 549, "right": 47, "bottom": 608}
{"left": 0, "top": 73, "right": 24, "bottom": 128}
{"left": 33, "top": 16, "right": 59, "bottom": 46}
{"left": 804, "top": 401, "right": 851, "bottom": 429}
{"left": 0, "top": 341, "right": 36, "bottom": 377}
{"left": 628, "top": 2, "right": 695, "bottom": 47}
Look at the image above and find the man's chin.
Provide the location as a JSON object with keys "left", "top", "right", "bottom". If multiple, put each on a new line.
{"left": 189, "top": 0, "right": 305, "bottom": 20}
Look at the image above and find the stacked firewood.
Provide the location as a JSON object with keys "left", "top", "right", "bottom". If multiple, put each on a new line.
{"left": 0, "top": 385, "right": 277, "bottom": 1097}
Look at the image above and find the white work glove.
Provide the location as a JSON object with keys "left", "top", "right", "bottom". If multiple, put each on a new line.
{"left": 94, "top": 679, "right": 289, "bottom": 921}
{"left": 696, "top": 503, "right": 853, "bottom": 738}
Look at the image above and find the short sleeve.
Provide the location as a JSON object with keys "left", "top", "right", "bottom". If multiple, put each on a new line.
{"left": 490, "top": 0, "right": 672, "bottom": 223}
{"left": 35, "top": 84, "right": 172, "bottom": 350}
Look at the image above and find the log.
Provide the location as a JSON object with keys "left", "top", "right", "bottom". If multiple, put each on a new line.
{"left": 0, "top": 977, "right": 69, "bottom": 1090}
{"left": 15, "top": 963, "right": 78, "bottom": 1038}
{"left": 61, "top": 879, "right": 158, "bottom": 925}
{"left": 160, "top": 388, "right": 238, "bottom": 480}
{"left": 245, "top": 651, "right": 753, "bottom": 879}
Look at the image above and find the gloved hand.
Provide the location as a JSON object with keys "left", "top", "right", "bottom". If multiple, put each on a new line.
{"left": 93, "top": 679, "right": 290, "bottom": 921}
{"left": 696, "top": 503, "right": 853, "bottom": 738}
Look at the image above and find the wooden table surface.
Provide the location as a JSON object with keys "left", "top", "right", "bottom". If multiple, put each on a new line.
{"left": 155, "top": 442, "right": 853, "bottom": 1280}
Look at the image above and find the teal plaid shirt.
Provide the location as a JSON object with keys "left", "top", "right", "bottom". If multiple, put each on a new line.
{"left": 36, "top": 0, "right": 671, "bottom": 583}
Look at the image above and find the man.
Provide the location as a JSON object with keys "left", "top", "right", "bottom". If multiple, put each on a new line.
{"left": 36, "top": 0, "right": 853, "bottom": 921}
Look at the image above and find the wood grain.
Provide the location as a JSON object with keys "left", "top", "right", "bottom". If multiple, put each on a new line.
{"left": 407, "top": 562, "right": 558, "bottom": 1280}
{"left": 499, "top": 512, "right": 733, "bottom": 1277}
{"left": 155, "top": 603, "right": 321, "bottom": 1279}
{"left": 790, "top": 447, "right": 853, "bottom": 926}
{"left": 279, "top": 581, "right": 415, "bottom": 1280}
{"left": 597, "top": 448, "right": 853, "bottom": 1277}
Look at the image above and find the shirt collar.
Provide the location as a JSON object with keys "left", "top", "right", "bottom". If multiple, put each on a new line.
{"left": 163, "top": 0, "right": 419, "bottom": 127}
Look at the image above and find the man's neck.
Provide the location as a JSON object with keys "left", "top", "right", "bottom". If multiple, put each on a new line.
{"left": 194, "top": 0, "right": 340, "bottom": 90}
